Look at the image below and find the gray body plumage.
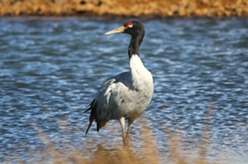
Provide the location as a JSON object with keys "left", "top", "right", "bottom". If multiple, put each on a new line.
{"left": 95, "top": 55, "right": 153, "bottom": 121}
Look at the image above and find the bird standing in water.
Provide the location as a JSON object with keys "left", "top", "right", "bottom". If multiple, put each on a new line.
{"left": 85, "top": 21, "right": 153, "bottom": 146}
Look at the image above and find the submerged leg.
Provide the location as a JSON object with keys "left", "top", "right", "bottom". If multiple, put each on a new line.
{"left": 126, "top": 119, "right": 134, "bottom": 138}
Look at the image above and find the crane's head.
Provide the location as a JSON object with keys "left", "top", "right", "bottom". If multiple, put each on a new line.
{"left": 105, "top": 21, "right": 144, "bottom": 37}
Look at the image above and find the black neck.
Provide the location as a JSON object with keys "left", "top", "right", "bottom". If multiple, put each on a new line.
{"left": 128, "top": 31, "right": 144, "bottom": 58}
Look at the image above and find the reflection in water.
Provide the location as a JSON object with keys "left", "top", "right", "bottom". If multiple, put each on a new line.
{"left": 0, "top": 17, "right": 248, "bottom": 163}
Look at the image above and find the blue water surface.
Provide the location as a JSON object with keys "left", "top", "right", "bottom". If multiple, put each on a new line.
{"left": 0, "top": 17, "right": 248, "bottom": 163}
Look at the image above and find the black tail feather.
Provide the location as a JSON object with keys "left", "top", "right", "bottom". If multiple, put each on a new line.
{"left": 85, "top": 99, "right": 97, "bottom": 135}
{"left": 84, "top": 99, "right": 95, "bottom": 113}
{"left": 85, "top": 99, "right": 109, "bottom": 134}
{"left": 85, "top": 117, "right": 93, "bottom": 135}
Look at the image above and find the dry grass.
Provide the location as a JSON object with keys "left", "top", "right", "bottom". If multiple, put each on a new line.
{"left": 35, "top": 117, "right": 161, "bottom": 164}
{"left": 0, "top": 0, "right": 248, "bottom": 17}
{"left": 0, "top": 106, "right": 225, "bottom": 164}
{"left": 3, "top": 105, "right": 223, "bottom": 163}
{"left": 22, "top": 114, "right": 221, "bottom": 164}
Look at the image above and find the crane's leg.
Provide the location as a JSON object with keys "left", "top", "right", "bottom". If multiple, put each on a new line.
{"left": 119, "top": 117, "right": 127, "bottom": 146}
{"left": 126, "top": 119, "right": 134, "bottom": 138}
{"left": 121, "top": 118, "right": 135, "bottom": 147}
{"left": 119, "top": 117, "right": 125, "bottom": 139}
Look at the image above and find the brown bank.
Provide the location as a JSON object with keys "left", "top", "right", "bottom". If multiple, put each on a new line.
{"left": 1, "top": 0, "right": 248, "bottom": 17}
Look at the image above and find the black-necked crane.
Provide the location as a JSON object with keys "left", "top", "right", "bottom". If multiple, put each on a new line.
{"left": 85, "top": 21, "right": 154, "bottom": 146}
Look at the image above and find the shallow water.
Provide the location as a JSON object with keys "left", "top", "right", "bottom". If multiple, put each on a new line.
{"left": 0, "top": 17, "right": 248, "bottom": 163}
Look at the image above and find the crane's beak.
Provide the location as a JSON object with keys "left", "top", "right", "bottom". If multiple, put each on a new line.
{"left": 105, "top": 26, "right": 125, "bottom": 35}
